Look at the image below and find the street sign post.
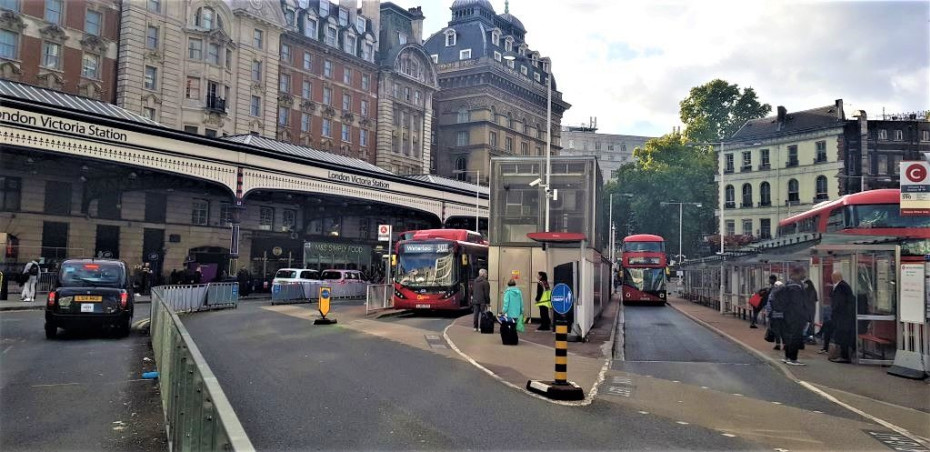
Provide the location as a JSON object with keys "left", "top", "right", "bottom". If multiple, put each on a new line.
{"left": 526, "top": 282, "right": 584, "bottom": 401}
{"left": 379, "top": 224, "right": 393, "bottom": 288}
{"left": 550, "top": 283, "right": 573, "bottom": 315}
{"left": 314, "top": 286, "right": 337, "bottom": 325}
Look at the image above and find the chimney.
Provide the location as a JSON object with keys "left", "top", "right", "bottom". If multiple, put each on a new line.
{"left": 408, "top": 7, "right": 424, "bottom": 43}
{"left": 777, "top": 106, "right": 787, "bottom": 123}
{"left": 835, "top": 99, "right": 845, "bottom": 120}
{"left": 361, "top": 0, "right": 379, "bottom": 48}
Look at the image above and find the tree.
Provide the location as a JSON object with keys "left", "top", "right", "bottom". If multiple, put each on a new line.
{"left": 679, "top": 79, "right": 772, "bottom": 144}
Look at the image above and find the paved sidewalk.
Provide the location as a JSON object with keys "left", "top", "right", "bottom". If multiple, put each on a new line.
{"left": 668, "top": 296, "right": 930, "bottom": 441}
{"left": 444, "top": 296, "right": 621, "bottom": 404}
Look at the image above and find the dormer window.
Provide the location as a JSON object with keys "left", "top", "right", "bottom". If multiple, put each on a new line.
{"left": 493, "top": 51, "right": 501, "bottom": 62}
{"left": 534, "top": 72, "right": 541, "bottom": 82}
{"left": 520, "top": 66, "right": 527, "bottom": 76}
{"left": 504, "top": 37, "right": 513, "bottom": 52}
{"left": 398, "top": 32, "right": 407, "bottom": 45}
{"left": 284, "top": 9, "right": 295, "bottom": 27}
{"left": 445, "top": 29, "right": 456, "bottom": 47}
{"left": 355, "top": 16, "right": 366, "bottom": 34}
{"left": 195, "top": 7, "right": 217, "bottom": 30}
{"left": 319, "top": 0, "right": 329, "bottom": 17}
{"left": 338, "top": 8, "right": 347, "bottom": 26}
{"left": 304, "top": 17, "right": 318, "bottom": 39}
{"left": 491, "top": 30, "right": 500, "bottom": 46}
{"left": 518, "top": 44, "right": 526, "bottom": 56}
{"left": 325, "top": 25, "right": 338, "bottom": 47}
{"left": 507, "top": 59, "right": 514, "bottom": 69}
{"left": 344, "top": 33, "right": 356, "bottom": 56}
{"left": 459, "top": 49, "right": 471, "bottom": 60}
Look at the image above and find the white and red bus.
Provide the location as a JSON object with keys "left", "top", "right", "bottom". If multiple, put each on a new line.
{"left": 777, "top": 189, "right": 930, "bottom": 238}
{"left": 620, "top": 234, "right": 668, "bottom": 305}
{"left": 392, "top": 229, "right": 488, "bottom": 311}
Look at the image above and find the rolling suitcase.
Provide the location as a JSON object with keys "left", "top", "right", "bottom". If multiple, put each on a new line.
{"left": 480, "top": 311, "right": 495, "bottom": 334}
{"left": 500, "top": 319, "right": 519, "bottom": 345}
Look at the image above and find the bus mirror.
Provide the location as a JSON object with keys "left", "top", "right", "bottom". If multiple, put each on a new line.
{"left": 462, "top": 255, "right": 468, "bottom": 266}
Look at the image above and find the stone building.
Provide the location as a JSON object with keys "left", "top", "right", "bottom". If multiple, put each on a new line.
{"left": 116, "top": 0, "right": 285, "bottom": 137}
{"left": 422, "top": 0, "right": 569, "bottom": 184}
{"left": 560, "top": 122, "right": 652, "bottom": 181}
{"left": 0, "top": 0, "right": 121, "bottom": 102}
{"left": 842, "top": 110, "right": 930, "bottom": 194}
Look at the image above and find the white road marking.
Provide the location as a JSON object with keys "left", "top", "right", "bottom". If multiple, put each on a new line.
{"left": 772, "top": 401, "right": 782, "bottom": 405}
{"left": 722, "top": 433, "right": 737, "bottom": 438}
{"left": 638, "top": 411, "right": 649, "bottom": 414}
{"left": 31, "top": 382, "right": 81, "bottom": 388}
{"left": 676, "top": 421, "right": 689, "bottom": 425}
{"left": 812, "top": 410, "right": 823, "bottom": 414}
{"left": 2, "top": 346, "right": 11, "bottom": 354}
{"left": 700, "top": 386, "right": 709, "bottom": 389}
{"left": 732, "top": 393, "right": 744, "bottom": 397}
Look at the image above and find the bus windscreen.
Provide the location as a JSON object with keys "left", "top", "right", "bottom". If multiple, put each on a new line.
{"left": 853, "top": 205, "right": 930, "bottom": 229}
{"left": 396, "top": 243, "right": 456, "bottom": 288}
{"left": 624, "top": 242, "right": 664, "bottom": 252}
{"left": 623, "top": 267, "right": 666, "bottom": 292}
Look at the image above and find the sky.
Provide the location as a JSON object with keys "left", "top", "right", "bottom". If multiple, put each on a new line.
{"left": 387, "top": 0, "right": 930, "bottom": 138}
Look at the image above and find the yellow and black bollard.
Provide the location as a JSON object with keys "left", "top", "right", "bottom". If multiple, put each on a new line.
{"left": 527, "top": 283, "right": 585, "bottom": 401}
{"left": 554, "top": 321, "right": 569, "bottom": 384}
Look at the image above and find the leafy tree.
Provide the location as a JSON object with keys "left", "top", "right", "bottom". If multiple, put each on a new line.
{"left": 679, "top": 79, "right": 772, "bottom": 143}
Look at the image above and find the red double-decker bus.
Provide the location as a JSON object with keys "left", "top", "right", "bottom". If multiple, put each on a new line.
{"left": 620, "top": 234, "right": 668, "bottom": 305}
{"left": 392, "top": 229, "right": 488, "bottom": 311}
{"left": 777, "top": 189, "right": 930, "bottom": 238}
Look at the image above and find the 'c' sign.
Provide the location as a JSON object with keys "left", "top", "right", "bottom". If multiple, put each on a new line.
{"left": 904, "top": 164, "right": 927, "bottom": 183}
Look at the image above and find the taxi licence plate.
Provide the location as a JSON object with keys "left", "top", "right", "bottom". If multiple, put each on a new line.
{"left": 75, "top": 295, "right": 102, "bottom": 302}
{"left": 416, "top": 304, "right": 430, "bottom": 309}
{"left": 81, "top": 303, "right": 95, "bottom": 313}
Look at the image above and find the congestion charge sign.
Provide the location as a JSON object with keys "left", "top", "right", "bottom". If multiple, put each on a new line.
{"left": 551, "top": 283, "right": 573, "bottom": 315}
{"left": 900, "top": 162, "right": 930, "bottom": 216}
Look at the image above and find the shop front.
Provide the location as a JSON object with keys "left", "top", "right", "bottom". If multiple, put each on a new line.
{"left": 302, "top": 241, "right": 373, "bottom": 274}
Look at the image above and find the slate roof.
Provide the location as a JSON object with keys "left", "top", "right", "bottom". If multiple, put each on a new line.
{"left": 451, "top": 0, "right": 495, "bottom": 12}
{"left": 0, "top": 79, "right": 160, "bottom": 125}
{"left": 222, "top": 134, "right": 391, "bottom": 174}
{"left": 729, "top": 104, "right": 845, "bottom": 142}
{"left": 499, "top": 13, "right": 525, "bottom": 31}
{"left": 404, "top": 174, "right": 489, "bottom": 195}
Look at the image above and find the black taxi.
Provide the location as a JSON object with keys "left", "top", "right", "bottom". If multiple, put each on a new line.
{"left": 45, "top": 259, "right": 134, "bottom": 339}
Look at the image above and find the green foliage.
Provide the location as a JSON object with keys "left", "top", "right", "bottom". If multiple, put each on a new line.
{"left": 679, "top": 79, "right": 772, "bottom": 143}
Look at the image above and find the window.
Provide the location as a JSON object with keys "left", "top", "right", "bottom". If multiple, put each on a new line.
{"left": 445, "top": 30, "right": 456, "bottom": 46}
{"left": 741, "top": 183, "right": 752, "bottom": 207}
{"left": 280, "top": 43, "right": 291, "bottom": 62}
{"left": 323, "top": 87, "right": 331, "bottom": 105}
{"left": 491, "top": 30, "right": 500, "bottom": 46}
{"left": 279, "top": 73, "right": 290, "bottom": 92}
{"left": 277, "top": 106, "right": 288, "bottom": 126}
{"left": 342, "top": 93, "right": 350, "bottom": 110}
{"left": 305, "top": 17, "right": 318, "bottom": 39}
{"left": 301, "top": 80, "right": 311, "bottom": 99}
{"left": 431, "top": 54, "right": 438, "bottom": 64}
{"left": 520, "top": 65, "right": 527, "bottom": 76}
{"left": 324, "top": 60, "right": 332, "bottom": 78}
{"left": 325, "top": 26, "right": 337, "bottom": 47}
{"left": 219, "top": 203, "right": 232, "bottom": 225}
{"left": 250, "top": 95, "right": 260, "bottom": 116}
{"left": 362, "top": 74, "right": 370, "bottom": 91}
{"left": 226, "top": 48, "right": 233, "bottom": 69}
{"left": 724, "top": 153, "right": 734, "bottom": 173}
{"left": 356, "top": 16, "right": 366, "bottom": 33}
{"left": 196, "top": 7, "right": 215, "bottom": 29}
{"left": 815, "top": 175, "right": 828, "bottom": 200}
{"left": 724, "top": 185, "right": 735, "bottom": 208}
{"left": 253, "top": 29, "right": 263, "bottom": 49}
{"left": 0, "top": 30, "right": 16, "bottom": 59}
{"left": 414, "top": 91, "right": 421, "bottom": 105}
{"left": 322, "top": 118, "right": 331, "bottom": 137}
{"left": 191, "top": 199, "right": 209, "bottom": 225}
{"left": 360, "top": 129, "right": 368, "bottom": 147}
{"left": 456, "top": 131, "right": 468, "bottom": 146}
{"left": 760, "top": 182, "right": 771, "bottom": 206}
{"left": 360, "top": 99, "right": 368, "bottom": 117}
{"left": 319, "top": 0, "right": 329, "bottom": 16}
{"left": 343, "top": 67, "right": 352, "bottom": 84}
{"left": 0, "top": 176, "right": 21, "bottom": 211}
{"left": 759, "top": 219, "right": 771, "bottom": 239}
{"left": 142, "top": 107, "right": 156, "bottom": 120}
{"left": 787, "top": 145, "right": 798, "bottom": 167}
{"left": 741, "top": 151, "right": 751, "bottom": 169}
{"left": 207, "top": 42, "right": 220, "bottom": 64}
{"left": 459, "top": 49, "right": 471, "bottom": 60}
{"left": 81, "top": 53, "right": 99, "bottom": 78}
{"left": 284, "top": 9, "right": 295, "bottom": 27}
{"left": 534, "top": 73, "right": 541, "bottom": 82}
{"left": 341, "top": 124, "right": 350, "bottom": 142}
{"left": 344, "top": 35, "right": 356, "bottom": 55}
{"left": 143, "top": 66, "right": 157, "bottom": 90}
{"left": 338, "top": 7, "right": 348, "bottom": 26}
{"left": 45, "top": 0, "right": 62, "bottom": 24}
{"left": 787, "top": 179, "right": 799, "bottom": 203}
{"left": 878, "top": 129, "right": 887, "bottom": 140}
{"left": 184, "top": 125, "right": 198, "bottom": 134}
{"left": 894, "top": 130, "right": 903, "bottom": 141}
{"left": 725, "top": 220, "right": 735, "bottom": 237}
{"left": 922, "top": 130, "right": 930, "bottom": 142}
{"left": 283, "top": 209, "right": 296, "bottom": 230}
{"left": 493, "top": 51, "right": 502, "bottom": 62}
{"left": 760, "top": 148, "right": 770, "bottom": 168}
{"left": 85, "top": 10, "right": 102, "bottom": 36}
{"left": 302, "top": 52, "right": 312, "bottom": 71}
{"left": 521, "top": 142, "right": 528, "bottom": 156}
{"left": 259, "top": 207, "right": 274, "bottom": 231}
{"left": 40, "top": 41, "right": 60, "bottom": 69}
{"left": 403, "top": 87, "right": 410, "bottom": 101}
{"left": 815, "top": 140, "right": 827, "bottom": 162}
{"left": 146, "top": 26, "right": 159, "bottom": 49}
{"left": 507, "top": 59, "right": 515, "bottom": 69}
{"left": 362, "top": 42, "right": 373, "bottom": 62}
{"left": 455, "top": 157, "right": 466, "bottom": 180}
{"left": 392, "top": 83, "right": 399, "bottom": 98}
{"left": 505, "top": 137, "right": 513, "bottom": 152}
{"left": 504, "top": 38, "right": 512, "bottom": 52}
{"left": 300, "top": 113, "right": 310, "bottom": 132}
{"left": 742, "top": 219, "right": 752, "bottom": 236}
{"left": 251, "top": 60, "right": 262, "bottom": 81}
{"left": 457, "top": 108, "right": 468, "bottom": 123}
{"left": 188, "top": 38, "right": 202, "bottom": 59}
{"left": 147, "top": 0, "right": 159, "bottom": 12}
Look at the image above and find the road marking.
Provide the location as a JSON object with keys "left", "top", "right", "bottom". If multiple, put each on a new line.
{"left": 772, "top": 401, "right": 782, "bottom": 405}
{"left": 638, "top": 411, "right": 649, "bottom": 414}
{"left": 865, "top": 430, "right": 930, "bottom": 452}
{"left": 676, "top": 421, "right": 689, "bottom": 425}
{"left": 733, "top": 393, "right": 744, "bottom": 397}
{"left": 774, "top": 448, "right": 790, "bottom": 452}
{"left": 701, "top": 386, "right": 709, "bottom": 389}
{"left": 606, "top": 386, "right": 632, "bottom": 397}
{"left": 611, "top": 376, "right": 632, "bottom": 385}
{"left": 31, "top": 383, "right": 81, "bottom": 388}
{"left": 2, "top": 346, "right": 11, "bottom": 354}
{"left": 722, "top": 433, "right": 737, "bottom": 438}
{"left": 812, "top": 410, "right": 823, "bottom": 414}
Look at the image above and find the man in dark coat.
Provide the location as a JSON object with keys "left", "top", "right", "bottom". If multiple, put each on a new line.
{"left": 471, "top": 269, "right": 491, "bottom": 332}
{"left": 829, "top": 271, "right": 856, "bottom": 363}
{"left": 779, "top": 267, "right": 810, "bottom": 366}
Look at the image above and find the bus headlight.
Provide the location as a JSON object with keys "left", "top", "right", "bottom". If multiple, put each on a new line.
{"left": 394, "top": 289, "right": 406, "bottom": 299}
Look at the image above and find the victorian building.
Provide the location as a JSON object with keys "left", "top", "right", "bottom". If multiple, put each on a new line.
{"left": 0, "top": 0, "right": 120, "bottom": 102}
{"left": 842, "top": 110, "right": 930, "bottom": 194}
{"left": 422, "top": 0, "right": 570, "bottom": 184}
{"left": 375, "top": 2, "right": 438, "bottom": 175}
{"left": 560, "top": 120, "right": 652, "bottom": 182}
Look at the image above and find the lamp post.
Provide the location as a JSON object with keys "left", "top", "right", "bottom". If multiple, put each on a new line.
{"left": 504, "top": 52, "right": 552, "bottom": 232}
{"left": 452, "top": 169, "right": 482, "bottom": 233}
{"left": 659, "top": 201, "right": 702, "bottom": 266}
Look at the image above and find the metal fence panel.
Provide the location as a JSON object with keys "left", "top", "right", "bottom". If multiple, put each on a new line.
{"left": 206, "top": 282, "right": 239, "bottom": 308}
{"left": 154, "top": 284, "right": 238, "bottom": 313}
{"left": 271, "top": 283, "right": 308, "bottom": 304}
{"left": 365, "top": 284, "right": 393, "bottom": 314}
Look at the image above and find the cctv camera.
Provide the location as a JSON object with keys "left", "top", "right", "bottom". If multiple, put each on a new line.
{"left": 529, "top": 178, "right": 542, "bottom": 187}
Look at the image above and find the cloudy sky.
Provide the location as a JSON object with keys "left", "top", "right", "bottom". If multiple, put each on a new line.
{"left": 388, "top": 0, "right": 929, "bottom": 137}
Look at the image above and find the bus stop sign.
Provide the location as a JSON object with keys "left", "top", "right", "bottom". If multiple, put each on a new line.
{"left": 551, "top": 283, "right": 573, "bottom": 315}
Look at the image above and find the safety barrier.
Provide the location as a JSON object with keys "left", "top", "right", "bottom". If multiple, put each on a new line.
{"left": 153, "top": 283, "right": 239, "bottom": 313}
{"left": 150, "top": 285, "right": 254, "bottom": 451}
{"left": 206, "top": 283, "right": 240, "bottom": 309}
{"left": 365, "top": 284, "right": 393, "bottom": 315}
{"left": 37, "top": 273, "right": 58, "bottom": 293}
{"left": 271, "top": 282, "right": 314, "bottom": 305}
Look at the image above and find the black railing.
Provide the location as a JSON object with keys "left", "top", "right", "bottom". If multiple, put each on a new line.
{"left": 786, "top": 199, "right": 800, "bottom": 206}
{"left": 724, "top": 201, "right": 736, "bottom": 209}
{"left": 814, "top": 156, "right": 828, "bottom": 164}
{"left": 758, "top": 163, "right": 770, "bottom": 170}
{"left": 741, "top": 202, "right": 753, "bottom": 208}
{"left": 740, "top": 165, "right": 752, "bottom": 172}
{"left": 813, "top": 195, "right": 829, "bottom": 202}
{"left": 724, "top": 167, "right": 734, "bottom": 174}
{"left": 786, "top": 159, "right": 799, "bottom": 167}
{"left": 205, "top": 95, "right": 227, "bottom": 113}
{"left": 758, "top": 200, "right": 771, "bottom": 207}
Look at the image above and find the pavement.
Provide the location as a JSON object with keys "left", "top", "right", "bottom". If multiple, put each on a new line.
{"left": 667, "top": 295, "right": 930, "bottom": 443}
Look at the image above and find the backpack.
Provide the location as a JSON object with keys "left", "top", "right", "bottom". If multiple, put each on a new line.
{"left": 28, "top": 263, "right": 39, "bottom": 276}
{"left": 773, "top": 283, "right": 803, "bottom": 313}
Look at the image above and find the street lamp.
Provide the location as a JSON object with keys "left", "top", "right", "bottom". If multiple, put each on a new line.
{"left": 504, "top": 52, "right": 553, "bottom": 232}
{"left": 452, "top": 169, "right": 482, "bottom": 234}
{"left": 659, "top": 201, "right": 702, "bottom": 266}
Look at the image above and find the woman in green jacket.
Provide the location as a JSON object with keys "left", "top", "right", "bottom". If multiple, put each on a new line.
{"left": 501, "top": 279, "right": 524, "bottom": 323}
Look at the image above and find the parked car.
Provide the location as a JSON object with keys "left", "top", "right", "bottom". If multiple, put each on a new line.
{"left": 45, "top": 259, "right": 134, "bottom": 339}
{"left": 272, "top": 268, "right": 321, "bottom": 286}
{"left": 319, "top": 269, "right": 368, "bottom": 298}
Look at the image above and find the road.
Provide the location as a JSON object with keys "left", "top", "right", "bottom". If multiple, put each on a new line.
{"left": 182, "top": 300, "right": 762, "bottom": 450}
{"left": 0, "top": 305, "right": 166, "bottom": 452}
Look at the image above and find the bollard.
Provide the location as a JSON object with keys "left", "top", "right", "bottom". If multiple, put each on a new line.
{"left": 554, "top": 320, "right": 569, "bottom": 384}
{"left": 0, "top": 271, "right": 7, "bottom": 301}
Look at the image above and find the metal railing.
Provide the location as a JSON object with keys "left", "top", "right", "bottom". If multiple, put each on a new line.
{"left": 154, "top": 283, "right": 239, "bottom": 313}
{"left": 365, "top": 284, "right": 393, "bottom": 315}
{"left": 270, "top": 282, "right": 315, "bottom": 305}
{"left": 150, "top": 288, "right": 254, "bottom": 451}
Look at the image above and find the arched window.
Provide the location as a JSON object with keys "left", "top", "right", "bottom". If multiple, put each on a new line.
{"left": 455, "top": 157, "right": 467, "bottom": 181}
{"left": 725, "top": 185, "right": 735, "bottom": 208}
{"left": 760, "top": 182, "right": 771, "bottom": 206}
{"left": 787, "top": 179, "right": 799, "bottom": 203}
{"left": 457, "top": 108, "right": 468, "bottom": 123}
{"left": 195, "top": 7, "right": 218, "bottom": 30}
{"left": 815, "top": 176, "right": 828, "bottom": 201}
{"left": 742, "top": 183, "right": 752, "bottom": 207}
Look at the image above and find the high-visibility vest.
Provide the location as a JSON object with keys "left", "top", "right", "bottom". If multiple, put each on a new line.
{"left": 535, "top": 289, "right": 552, "bottom": 308}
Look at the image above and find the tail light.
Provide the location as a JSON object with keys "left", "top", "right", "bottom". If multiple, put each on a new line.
{"left": 119, "top": 291, "right": 129, "bottom": 309}
{"left": 47, "top": 291, "right": 56, "bottom": 307}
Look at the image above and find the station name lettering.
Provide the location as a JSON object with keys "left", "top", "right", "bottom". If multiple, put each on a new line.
{"left": 327, "top": 171, "right": 390, "bottom": 190}
{"left": 0, "top": 110, "right": 128, "bottom": 142}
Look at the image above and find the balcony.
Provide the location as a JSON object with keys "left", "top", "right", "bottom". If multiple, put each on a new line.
{"left": 813, "top": 156, "right": 828, "bottom": 164}
{"left": 785, "top": 199, "right": 801, "bottom": 206}
{"left": 786, "top": 159, "right": 799, "bottom": 168}
{"left": 813, "top": 195, "right": 829, "bottom": 203}
{"left": 724, "top": 167, "right": 735, "bottom": 174}
{"left": 740, "top": 164, "right": 752, "bottom": 172}
{"left": 757, "top": 200, "right": 771, "bottom": 207}
{"left": 758, "top": 163, "right": 771, "bottom": 171}
{"left": 740, "top": 202, "right": 753, "bottom": 208}
{"left": 205, "top": 95, "right": 227, "bottom": 114}
{"left": 724, "top": 201, "right": 736, "bottom": 209}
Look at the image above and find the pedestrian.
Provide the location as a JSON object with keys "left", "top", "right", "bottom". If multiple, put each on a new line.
{"left": 534, "top": 271, "right": 552, "bottom": 331}
{"left": 829, "top": 271, "right": 856, "bottom": 363}
{"left": 500, "top": 279, "right": 524, "bottom": 328}
{"left": 21, "top": 259, "right": 41, "bottom": 302}
{"left": 803, "top": 279, "right": 818, "bottom": 344}
{"left": 818, "top": 303, "right": 834, "bottom": 355}
{"left": 765, "top": 280, "right": 785, "bottom": 350}
{"left": 777, "top": 267, "right": 809, "bottom": 366}
{"left": 751, "top": 274, "right": 777, "bottom": 329}
{"left": 471, "top": 269, "right": 491, "bottom": 332}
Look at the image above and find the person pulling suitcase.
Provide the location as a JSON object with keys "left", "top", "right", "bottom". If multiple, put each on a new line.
{"left": 471, "top": 269, "right": 491, "bottom": 332}
{"left": 499, "top": 279, "right": 524, "bottom": 345}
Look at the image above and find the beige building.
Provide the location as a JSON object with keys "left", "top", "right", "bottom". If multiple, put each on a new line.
{"left": 718, "top": 100, "right": 846, "bottom": 240}
{"left": 116, "top": 0, "right": 285, "bottom": 137}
